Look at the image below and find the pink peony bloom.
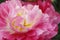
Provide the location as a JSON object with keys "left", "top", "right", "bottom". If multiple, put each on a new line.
{"left": 0, "top": 0, "right": 60, "bottom": 40}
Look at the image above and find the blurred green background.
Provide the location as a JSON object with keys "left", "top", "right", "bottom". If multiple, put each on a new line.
{"left": 0, "top": 0, "right": 60, "bottom": 40}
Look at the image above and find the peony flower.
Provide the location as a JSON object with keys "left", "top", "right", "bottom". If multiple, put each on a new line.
{"left": 0, "top": 0, "right": 60, "bottom": 40}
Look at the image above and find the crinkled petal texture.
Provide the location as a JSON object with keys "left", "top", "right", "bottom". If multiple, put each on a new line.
{"left": 0, "top": 0, "right": 60, "bottom": 40}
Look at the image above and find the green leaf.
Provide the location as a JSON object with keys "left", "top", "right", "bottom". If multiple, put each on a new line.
{"left": 52, "top": 0, "right": 60, "bottom": 13}
{"left": 0, "top": 0, "right": 5, "bottom": 3}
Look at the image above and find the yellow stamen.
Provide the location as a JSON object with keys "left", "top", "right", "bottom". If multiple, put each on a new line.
{"left": 24, "top": 19, "right": 32, "bottom": 28}
{"left": 19, "top": 27, "right": 24, "bottom": 31}
{"left": 17, "top": 13, "right": 22, "bottom": 16}
{"left": 12, "top": 19, "right": 16, "bottom": 26}
{"left": 15, "top": 26, "right": 23, "bottom": 31}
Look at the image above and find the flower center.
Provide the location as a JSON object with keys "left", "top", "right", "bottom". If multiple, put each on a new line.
{"left": 11, "top": 13, "right": 33, "bottom": 32}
